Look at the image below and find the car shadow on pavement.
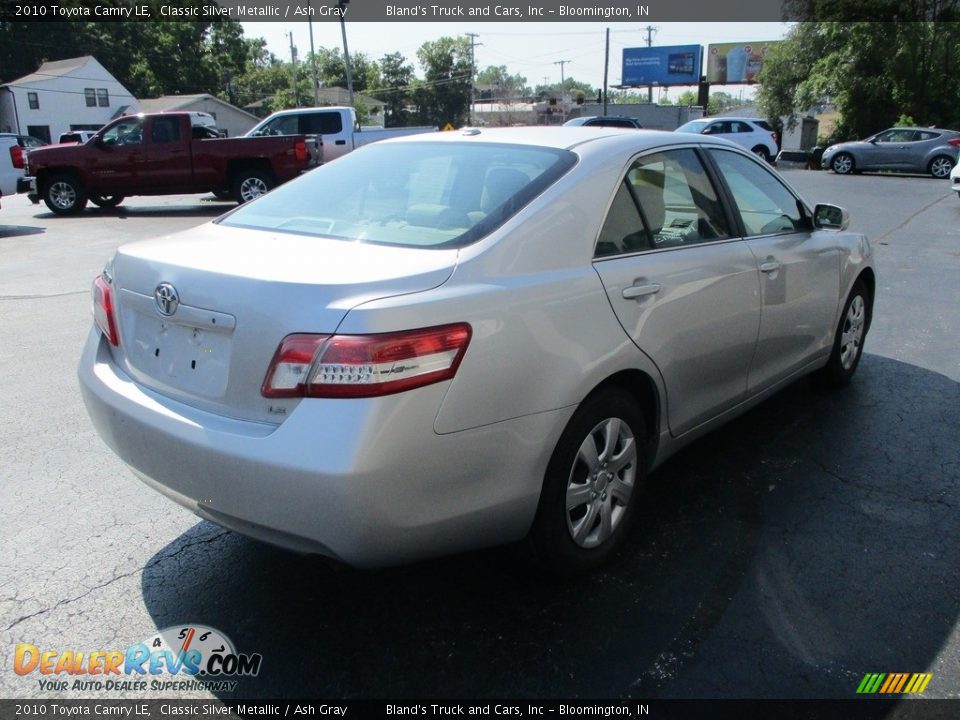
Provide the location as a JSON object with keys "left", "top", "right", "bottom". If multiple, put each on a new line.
{"left": 0, "top": 224, "right": 45, "bottom": 238}
{"left": 140, "top": 354, "right": 959, "bottom": 699}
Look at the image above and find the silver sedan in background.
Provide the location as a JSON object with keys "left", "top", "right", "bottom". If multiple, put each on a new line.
{"left": 821, "top": 126, "right": 960, "bottom": 177}
{"left": 79, "top": 128, "right": 875, "bottom": 574}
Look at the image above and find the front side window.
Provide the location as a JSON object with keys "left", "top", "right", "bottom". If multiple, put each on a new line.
{"left": 84, "top": 89, "right": 96, "bottom": 107}
{"left": 596, "top": 148, "right": 730, "bottom": 256}
{"left": 220, "top": 141, "right": 577, "bottom": 249}
{"left": 875, "top": 129, "right": 917, "bottom": 143}
{"left": 101, "top": 118, "right": 144, "bottom": 147}
{"left": 710, "top": 149, "right": 807, "bottom": 236}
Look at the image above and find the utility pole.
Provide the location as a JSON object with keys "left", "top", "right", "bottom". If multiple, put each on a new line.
{"left": 643, "top": 25, "right": 657, "bottom": 103}
{"left": 307, "top": 0, "right": 319, "bottom": 105}
{"left": 288, "top": 32, "right": 299, "bottom": 108}
{"left": 553, "top": 60, "right": 571, "bottom": 122}
{"left": 338, "top": 0, "right": 354, "bottom": 108}
{"left": 466, "top": 32, "right": 481, "bottom": 126}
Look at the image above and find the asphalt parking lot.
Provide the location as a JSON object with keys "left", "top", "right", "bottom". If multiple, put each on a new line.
{"left": 1, "top": 171, "right": 958, "bottom": 701}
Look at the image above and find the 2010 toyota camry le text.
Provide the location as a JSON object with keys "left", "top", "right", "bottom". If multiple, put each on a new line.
{"left": 79, "top": 127, "right": 875, "bottom": 574}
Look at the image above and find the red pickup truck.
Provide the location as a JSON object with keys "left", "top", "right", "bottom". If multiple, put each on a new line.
{"left": 23, "top": 112, "right": 311, "bottom": 215}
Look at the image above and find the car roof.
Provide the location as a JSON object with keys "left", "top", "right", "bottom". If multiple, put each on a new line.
{"left": 377, "top": 126, "right": 743, "bottom": 156}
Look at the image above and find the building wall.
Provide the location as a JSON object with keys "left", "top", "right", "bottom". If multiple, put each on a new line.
{"left": 168, "top": 98, "right": 258, "bottom": 138}
{"left": 0, "top": 59, "right": 138, "bottom": 142}
{"left": 0, "top": 91, "right": 16, "bottom": 134}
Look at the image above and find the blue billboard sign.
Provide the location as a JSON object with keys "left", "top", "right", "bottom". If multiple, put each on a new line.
{"left": 622, "top": 45, "right": 703, "bottom": 86}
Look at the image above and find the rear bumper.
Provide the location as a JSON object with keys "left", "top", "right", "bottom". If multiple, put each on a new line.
{"left": 78, "top": 329, "right": 564, "bottom": 567}
{"left": 17, "top": 176, "right": 35, "bottom": 194}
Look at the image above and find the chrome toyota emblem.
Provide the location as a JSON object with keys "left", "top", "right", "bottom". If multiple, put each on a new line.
{"left": 154, "top": 282, "right": 180, "bottom": 316}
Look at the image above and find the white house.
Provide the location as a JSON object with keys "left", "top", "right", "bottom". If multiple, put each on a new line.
{"left": 0, "top": 56, "right": 138, "bottom": 143}
{"left": 137, "top": 95, "right": 260, "bottom": 138}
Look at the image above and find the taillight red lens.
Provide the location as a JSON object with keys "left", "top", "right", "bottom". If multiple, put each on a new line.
{"left": 92, "top": 275, "right": 119, "bottom": 346}
{"left": 948, "top": 138, "right": 960, "bottom": 147}
{"left": 262, "top": 323, "right": 472, "bottom": 399}
{"left": 9, "top": 145, "right": 24, "bottom": 169}
{"left": 771, "top": 132, "right": 778, "bottom": 143}
{"left": 294, "top": 140, "right": 308, "bottom": 163}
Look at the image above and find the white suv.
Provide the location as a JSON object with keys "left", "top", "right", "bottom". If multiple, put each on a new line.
{"left": 675, "top": 117, "right": 779, "bottom": 162}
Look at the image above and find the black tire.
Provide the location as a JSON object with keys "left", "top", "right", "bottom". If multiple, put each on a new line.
{"left": 752, "top": 145, "right": 771, "bottom": 163}
{"left": 831, "top": 152, "right": 855, "bottom": 175}
{"left": 817, "top": 279, "right": 871, "bottom": 387}
{"left": 232, "top": 169, "right": 274, "bottom": 204}
{"left": 928, "top": 154, "right": 954, "bottom": 179}
{"left": 42, "top": 174, "right": 88, "bottom": 215}
{"left": 89, "top": 194, "right": 124, "bottom": 209}
{"left": 526, "top": 388, "right": 647, "bottom": 575}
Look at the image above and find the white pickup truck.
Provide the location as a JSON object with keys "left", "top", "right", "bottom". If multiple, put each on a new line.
{"left": 245, "top": 106, "right": 437, "bottom": 164}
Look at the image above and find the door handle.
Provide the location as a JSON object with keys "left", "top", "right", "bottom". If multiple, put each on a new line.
{"left": 759, "top": 260, "right": 781, "bottom": 273}
{"left": 622, "top": 282, "right": 661, "bottom": 299}
{"left": 335, "top": 140, "right": 346, "bottom": 145}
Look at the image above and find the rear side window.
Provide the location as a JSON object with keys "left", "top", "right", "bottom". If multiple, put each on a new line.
{"left": 220, "top": 141, "right": 577, "bottom": 248}
{"left": 595, "top": 148, "right": 730, "bottom": 255}
{"left": 710, "top": 149, "right": 807, "bottom": 236}
{"left": 300, "top": 112, "right": 343, "bottom": 135}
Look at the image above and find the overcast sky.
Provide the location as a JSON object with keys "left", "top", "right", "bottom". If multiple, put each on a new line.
{"left": 241, "top": 21, "right": 791, "bottom": 96}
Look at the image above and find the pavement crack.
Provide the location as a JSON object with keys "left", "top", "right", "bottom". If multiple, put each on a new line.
{"left": 4, "top": 528, "right": 230, "bottom": 633}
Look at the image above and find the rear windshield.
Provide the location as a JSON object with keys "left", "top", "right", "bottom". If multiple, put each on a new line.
{"left": 219, "top": 141, "right": 577, "bottom": 248}
{"left": 753, "top": 120, "right": 774, "bottom": 131}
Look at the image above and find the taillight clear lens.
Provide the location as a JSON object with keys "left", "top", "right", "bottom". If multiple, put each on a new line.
{"left": 92, "top": 275, "right": 119, "bottom": 346}
{"left": 262, "top": 323, "right": 472, "bottom": 399}
{"left": 9, "top": 145, "right": 24, "bottom": 169}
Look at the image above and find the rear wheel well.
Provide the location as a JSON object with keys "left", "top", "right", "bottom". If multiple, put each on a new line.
{"left": 856, "top": 267, "right": 876, "bottom": 333}
{"left": 582, "top": 370, "right": 660, "bottom": 469}
{"left": 227, "top": 159, "right": 274, "bottom": 184}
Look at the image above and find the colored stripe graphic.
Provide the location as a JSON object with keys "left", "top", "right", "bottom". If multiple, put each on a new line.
{"left": 856, "top": 673, "right": 886, "bottom": 694}
{"left": 856, "top": 672, "right": 932, "bottom": 694}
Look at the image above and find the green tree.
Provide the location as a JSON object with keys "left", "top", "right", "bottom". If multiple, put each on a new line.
{"left": 372, "top": 52, "right": 416, "bottom": 127}
{"left": 757, "top": 9, "right": 960, "bottom": 141}
{"left": 476, "top": 65, "right": 530, "bottom": 100}
{"left": 415, "top": 37, "right": 472, "bottom": 127}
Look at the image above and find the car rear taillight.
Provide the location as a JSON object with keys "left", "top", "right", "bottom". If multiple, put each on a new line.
{"left": 294, "top": 140, "right": 308, "bottom": 163}
{"left": 948, "top": 138, "right": 960, "bottom": 148}
{"left": 9, "top": 144, "right": 24, "bottom": 169}
{"left": 771, "top": 132, "right": 779, "bottom": 144}
{"left": 92, "top": 275, "right": 119, "bottom": 346}
{"left": 262, "top": 323, "right": 472, "bottom": 399}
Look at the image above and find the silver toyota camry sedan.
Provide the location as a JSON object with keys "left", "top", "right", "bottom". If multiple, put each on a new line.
{"left": 79, "top": 128, "right": 875, "bottom": 574}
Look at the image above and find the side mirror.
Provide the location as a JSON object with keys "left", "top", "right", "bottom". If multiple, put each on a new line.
{"left": 813, "top": 203, "right": 850, "bottom": 231}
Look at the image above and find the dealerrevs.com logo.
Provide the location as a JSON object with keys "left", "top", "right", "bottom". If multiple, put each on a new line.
{"left": 14, "top": 625, "right": 262, "bottom": 693}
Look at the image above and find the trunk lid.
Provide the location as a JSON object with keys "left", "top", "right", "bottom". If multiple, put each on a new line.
{"left": 109, "top": 222, "right": 458, "bottom": 423}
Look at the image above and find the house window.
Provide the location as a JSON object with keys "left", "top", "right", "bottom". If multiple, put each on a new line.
{"left": 85, "top": 89, "right": 96, "bottom": 107}
{"left": 27, "top": 92, "right": 39, "bottom": 110}
{"left": 97, "top": 89, "right": 109, "bottom": 107}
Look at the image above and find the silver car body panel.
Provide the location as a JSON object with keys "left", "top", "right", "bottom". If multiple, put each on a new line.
{"left": 79, "top": 127, "right": 874, "bottom": 567}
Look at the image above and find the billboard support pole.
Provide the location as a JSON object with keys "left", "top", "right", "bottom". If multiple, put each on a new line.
{"left": 698, "top": 77, "right": 710, "bottom": 111}
{"left": 603, "top": 28, "right": 610, "bottom": 115}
